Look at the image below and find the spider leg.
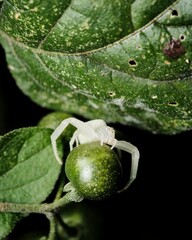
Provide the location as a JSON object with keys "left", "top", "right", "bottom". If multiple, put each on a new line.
{"left": 110, "top": 139, "right": 117, "bottom": 149}
{"left": 114, "top": 140, "right": 140, "bottom": 192}
{"left": 110, "top": 139, "right": 121, "bottom": 157}
{"left": 69, "top": 130, "right": 78, "bottom": 151}
{"left": 100, "top": 134, "right": 104, "bottom": 146}
{"left": 69, "top": 130, "right": 81, "bottom": 151}
{"left": 51, "top": 118, "right": 98, "bottom": 164}
{"left": 75, "top": 136, "right": 80, "bottom": 147}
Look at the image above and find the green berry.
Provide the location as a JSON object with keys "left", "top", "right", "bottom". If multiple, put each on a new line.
{"left": 65, "top": 141, "right": 122, "bottom": 200}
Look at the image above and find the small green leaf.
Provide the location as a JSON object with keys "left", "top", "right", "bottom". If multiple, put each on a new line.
{"left": 0, "top": 0, "right": 192, "bottom": 134}
{"left": 0, "top": 212, "right": 23, "bottom": 240}
{"left": 38, "top": 111, "right": 75, "bottom": 142}
{"left": 38, "top": 111, "right": 72, "bottom": 130}
{"left": 0, "top": 127, "right": 61, "bottom": 203}
{"left": 0, "top": 127, "right": 62, "bottom": 238}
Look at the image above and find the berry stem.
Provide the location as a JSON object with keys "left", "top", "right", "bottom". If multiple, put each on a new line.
{"left": 0, "top": 189, "right": 82, "bottom": 214}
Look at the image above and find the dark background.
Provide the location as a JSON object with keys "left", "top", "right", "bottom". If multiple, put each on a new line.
{"left": 0, "top": 45, "right": 190, "bottom": 239}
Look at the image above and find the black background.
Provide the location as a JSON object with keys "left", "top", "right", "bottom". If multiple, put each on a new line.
{"left": 0, "top": 45, "right": 191, "bottom": 239}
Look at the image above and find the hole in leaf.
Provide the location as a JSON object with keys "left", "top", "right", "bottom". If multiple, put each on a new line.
{"left": 171, "top": 9, "right": 178, "bottom": 16}
{"left": 180, "top": 35, "right": 185, "bottom": 41}
{"left": 168, "top": 102, "right": 178, "bottom": 106}
{"left": 108, "top": 91, "right": 116, "bottom": 97}
{"left": 128, "top": 59, "right": 137, "bottom": 66}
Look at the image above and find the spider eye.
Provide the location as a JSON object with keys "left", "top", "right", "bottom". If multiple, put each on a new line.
{"left": 106, "top": 127, "right": 115, "bottom": 135}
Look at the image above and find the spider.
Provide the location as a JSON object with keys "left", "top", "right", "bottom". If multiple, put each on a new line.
{"left": 51, "top": 117, "right": 140, "bottom": 191}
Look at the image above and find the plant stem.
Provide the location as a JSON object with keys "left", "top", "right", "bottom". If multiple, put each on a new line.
{"left": 0, "top": 193, "right": 72, "bottom": 214}
{"left": 53, "top": 171, "right": 67, "bottom": 201}
{"left": 46, "top": 213, "right": 57, "bottom": 240}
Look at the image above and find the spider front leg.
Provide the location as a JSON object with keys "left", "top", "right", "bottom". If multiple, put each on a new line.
{"left": 69, "top": 130, "right": 80, "bottom": 151}
{"left": 115, "top": 141, "right": 140, "bottom": 192}
{"left": 51, "top": 118, "right": 98, "bottom": 164}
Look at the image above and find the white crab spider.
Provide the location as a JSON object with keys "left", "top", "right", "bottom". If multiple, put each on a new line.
{"left": 51, "top": 117, "right": 140, "bottom": 191}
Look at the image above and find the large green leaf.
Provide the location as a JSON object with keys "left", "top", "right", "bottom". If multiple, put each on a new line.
{"left": 0, "top": 0, "right": 192, "bottom": 134}
{"left": 0, "top": 127, "right": 61, "bottom": 239}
